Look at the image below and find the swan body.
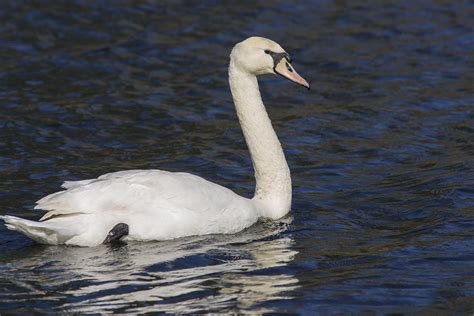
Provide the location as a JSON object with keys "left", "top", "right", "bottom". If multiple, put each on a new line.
{"left": 3, "top": 170, "right": 257, "bottom": 246}
{"left": 1, "top": 37, "right": 309, "bottom": 246}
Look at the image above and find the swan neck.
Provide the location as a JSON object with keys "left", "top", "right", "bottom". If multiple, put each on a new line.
{"left": 228, "top": 62, "right": 291, "bottom": 219}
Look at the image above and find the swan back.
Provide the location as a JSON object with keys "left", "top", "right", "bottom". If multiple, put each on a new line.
{"left": 33, "top": 170, "right": 259, "bottom": 245}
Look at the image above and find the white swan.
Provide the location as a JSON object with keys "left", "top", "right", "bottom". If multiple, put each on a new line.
{"left": 0, "top": 37, "right": 309, "bottom": 247}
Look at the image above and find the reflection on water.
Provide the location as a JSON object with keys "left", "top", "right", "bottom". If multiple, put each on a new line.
{"left": 1, "top": 219, "right": 298, "bottom": 313}
{"left": 1, "top": 0, "right": 474, "bottom": 313}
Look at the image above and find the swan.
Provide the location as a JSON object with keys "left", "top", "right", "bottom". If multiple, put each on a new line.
{"left": 0, "top": 37, "right": 309, "bottom": 247}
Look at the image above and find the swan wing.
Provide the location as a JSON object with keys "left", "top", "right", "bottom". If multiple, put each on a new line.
{"left": 35, "top": 170, "right": 251, "bottom": 222}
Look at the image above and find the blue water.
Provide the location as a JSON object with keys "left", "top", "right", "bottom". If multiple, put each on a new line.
{"left": 0, "top": 0, "right": 473, "bottom": 313}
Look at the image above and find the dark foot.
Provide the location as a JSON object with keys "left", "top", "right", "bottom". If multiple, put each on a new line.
{"left": 103, "top": 223, "right": 129, "bottom": 244}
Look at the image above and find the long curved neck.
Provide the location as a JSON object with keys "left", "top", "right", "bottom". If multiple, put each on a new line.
{"left": 228, "top": 62, "right": 291, "bottom": 219}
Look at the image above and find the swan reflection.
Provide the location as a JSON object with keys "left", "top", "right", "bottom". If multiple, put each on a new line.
{"left": 1, "top": 220, "right": 298, "bottom": 313}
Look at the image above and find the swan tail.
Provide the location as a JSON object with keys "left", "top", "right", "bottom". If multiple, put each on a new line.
{"left": 0, "top": 215, "right": 60, "bottom": 245}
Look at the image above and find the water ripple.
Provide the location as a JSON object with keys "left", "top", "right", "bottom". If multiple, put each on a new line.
{"left": 1, "top": 0, "right": 474, "bottom": 313}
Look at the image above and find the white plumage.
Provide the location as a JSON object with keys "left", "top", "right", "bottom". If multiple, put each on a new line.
{"left": 1, "top": 37, "right": 309, "bottom": 246}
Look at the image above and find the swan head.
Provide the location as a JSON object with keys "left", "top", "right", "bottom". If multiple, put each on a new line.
{"left": 230, "top": 36, "right": 310, "bottom": 89}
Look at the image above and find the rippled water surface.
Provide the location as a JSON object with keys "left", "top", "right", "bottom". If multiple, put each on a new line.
{"left": 1, "top": 0, "right": 473, "bottom": 313}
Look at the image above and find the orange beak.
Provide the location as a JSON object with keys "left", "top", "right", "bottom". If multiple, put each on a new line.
{"left": 274, "top": 58, "right": 310, "bottom": 89}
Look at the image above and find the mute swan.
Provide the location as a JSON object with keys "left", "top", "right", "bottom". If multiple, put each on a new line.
{"left": 0, "top": 37, "right": 309, "bottom": 247}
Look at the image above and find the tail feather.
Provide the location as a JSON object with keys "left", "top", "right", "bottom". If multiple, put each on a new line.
{"left": 0, "top": 215, "right": 59, "bottom": 244}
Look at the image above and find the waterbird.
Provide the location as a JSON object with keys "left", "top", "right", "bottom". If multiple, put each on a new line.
{"left": 1, "top": 37, "right": 309, "bottom": 246}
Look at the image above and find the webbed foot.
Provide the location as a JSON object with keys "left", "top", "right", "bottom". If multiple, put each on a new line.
{"left": 103, "top": 223, "right": 129, "bottom": 244}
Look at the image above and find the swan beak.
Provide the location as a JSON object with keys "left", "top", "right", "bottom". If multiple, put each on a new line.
{"left": 274, "top": 58, "right": 310, "bottom": 90}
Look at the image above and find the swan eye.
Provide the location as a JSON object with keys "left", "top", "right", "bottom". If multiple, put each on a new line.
{"left": 286, "top": 62, "right": 293, "bottom": 72}
{"left": 264, "top": 49, "right": 271, "bottom": 54}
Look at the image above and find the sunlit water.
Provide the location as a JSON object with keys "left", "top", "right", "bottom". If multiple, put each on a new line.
{"left": 0, "top": 0, "right": 473, "bottom": 313}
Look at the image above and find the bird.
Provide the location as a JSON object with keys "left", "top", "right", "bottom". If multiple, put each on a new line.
{"left": 0, "top": 37, "right": 309, "bottom": 247}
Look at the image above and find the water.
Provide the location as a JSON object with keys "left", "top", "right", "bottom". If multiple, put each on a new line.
{"left": 0, "top": 0, "right": 473, "bottom": 313}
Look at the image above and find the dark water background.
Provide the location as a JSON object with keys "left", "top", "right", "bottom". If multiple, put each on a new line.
{"left": 0, "top": 0, "right": 473, "bottom": 313}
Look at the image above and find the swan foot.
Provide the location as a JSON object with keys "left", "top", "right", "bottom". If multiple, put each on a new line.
{"left": 103, "top": 223, "right": 129, "bottom": 244}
